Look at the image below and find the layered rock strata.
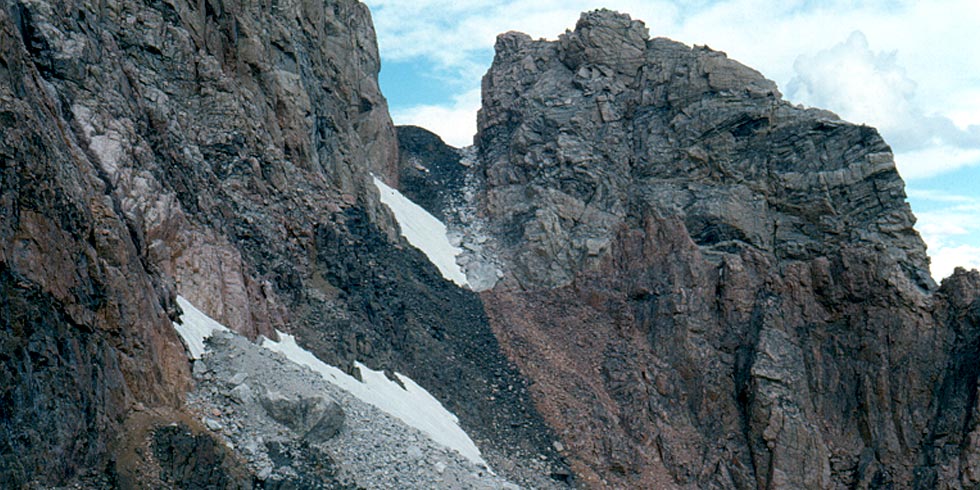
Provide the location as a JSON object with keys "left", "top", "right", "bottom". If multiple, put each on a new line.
{"left": 469, "top": 9, "right": 980, "bottom": 489}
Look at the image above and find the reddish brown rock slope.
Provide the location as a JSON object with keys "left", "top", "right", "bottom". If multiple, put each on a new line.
{"left": 472, "top": 9, "right": 980, "bottom": 489}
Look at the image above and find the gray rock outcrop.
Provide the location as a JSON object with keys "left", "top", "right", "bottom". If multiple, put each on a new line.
{"left": 7, "top": 0, "right": 978, "bottom": 488}
{"left": 478, "top": 9, "right": 928, "bottom": 292}
{"left": 466, "top": 9, "right": 980, "bottom": 489}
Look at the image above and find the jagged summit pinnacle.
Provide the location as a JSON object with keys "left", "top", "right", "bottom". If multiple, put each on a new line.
{"left": 464, "top": 9, "right": 968, "bottom": 488}
{"left": 559, "top": 9, "right": 649, "bottom": 73}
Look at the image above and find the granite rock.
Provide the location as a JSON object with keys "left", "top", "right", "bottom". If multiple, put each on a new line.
{"left": 470, "top": 9, "right": 980, "bottom": 489}
{"left": 260, "top": 390, "right": 345, "bottom": 444}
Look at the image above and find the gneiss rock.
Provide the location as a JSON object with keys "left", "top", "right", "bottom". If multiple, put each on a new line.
{"left": 396, "top": 125, "right": 468, "bottom": 222}
{"left": 471, "top": 8, "right": 980, "bottom": 489}
{"left": 479, "top": 8, "right": 926, "bottom": 291}
{"left": 1, "top": 0, "right": 563, "bottom": 486}
{"left": 260, "top": 391, "right": 345, "bottom": 444}
{"left": 229, "top": 383, "right": 255, "bottom": 405}
{"left": 0, "top": 0, "right": 391, "bottom": 485}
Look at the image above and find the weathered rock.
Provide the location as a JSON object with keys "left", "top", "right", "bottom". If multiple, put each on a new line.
{"left": 2, "top": 0, "right": 565, "bottom": 486}
{"left": 228, "top": 372, "right": 249, "bottom": 387}
{"left": 16, "top": 0, "right": 977, "bottom": 488}
{"left": 396, "top": 125, "right": 468, "bottom": 222}
{"left": 304, "top": 205, "right": 568, "bottom": 481}
{"left": 229, "top": 383, "right": 255, "bottom": 405}
{"left": 0, "top": 4, "right": 191, "bottom": 486}
{"left": 151, "top": 423, "right": 253, "bottom": 490}
{"left": 478, "top": 9, "right": 926, "bottom": 291}
{"left": 260, "top": 390, "right": 345, "bottom": 444}
{"left": 469, "top": 8, "right": 980, "bottom": 489}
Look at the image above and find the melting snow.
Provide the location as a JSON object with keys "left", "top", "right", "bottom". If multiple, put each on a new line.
{"left": 373, "top": 176, "right": 469, "bottom": 287}
{"left": 172, "top": 295, "right": 229, "bottom": 359}
{"left": 262, "top": 330, "right": 486, "bottom": 467}
{"left": 172, "top": 296, "right": 486, "bottom": 466}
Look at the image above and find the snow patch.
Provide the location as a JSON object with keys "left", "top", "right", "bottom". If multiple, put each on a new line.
{"left": 373, "top": 176, "right": 469, "bottom": 287}
{"left": 172, "top": 297, "right": 487, "bottom": 467}
{"left": 172, "top": 295, "right": 229, "bottom": 359}
{"left": 263, "top": 330, "right": 486, "bottom": 467}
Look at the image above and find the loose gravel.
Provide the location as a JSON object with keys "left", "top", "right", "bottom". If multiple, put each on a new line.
{"left": 187, "top": 331, "right": 521, "bottom": 489}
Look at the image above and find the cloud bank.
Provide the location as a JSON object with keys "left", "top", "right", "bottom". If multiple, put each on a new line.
{"left": 786, "top": 31, "right": 980, "bottom": 179}
{"left": 910, "top": 190, "right": 980, "bottom": 279}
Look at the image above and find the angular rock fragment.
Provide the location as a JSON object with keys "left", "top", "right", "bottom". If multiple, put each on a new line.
{"left": 260, "top": 391, "right": 345, "bottom": 444}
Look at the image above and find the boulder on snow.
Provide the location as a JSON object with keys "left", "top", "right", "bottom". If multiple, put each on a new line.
{"left": 260, "top": 391, "right": 345, "bottom": 443}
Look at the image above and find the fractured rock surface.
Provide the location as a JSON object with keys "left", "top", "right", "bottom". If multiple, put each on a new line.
{"left": 258, "top": 390, "right": 345, "bottom": 444}
{"left": 0, "top": 0, "right": 562, "bottom": 486}
{"left": 462, "top": 8, "right": 980, "bottom": 489}
{"left": 5, "top": 0, "right": 980, "bottom": 488}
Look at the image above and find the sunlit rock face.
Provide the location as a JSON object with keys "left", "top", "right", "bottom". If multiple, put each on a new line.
{"left": 5, "top": 1, "right": 980, "bottom": 488}
{"left": 465, "top": 8, "right": 980, "bottom": 489}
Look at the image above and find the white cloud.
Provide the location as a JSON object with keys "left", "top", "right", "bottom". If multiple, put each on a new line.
{"left": 894, "top": 147, "right": 980, "bottom": 180}
{"left": 784, "top": 31, "right": 980, "bottom": 179}
{"left": 390, "top": 89, "right": 482, "bottom": 148}
{"left": 928, "top": 244, "right": 980, "bottom": 281}
{"left": 913, "top": 199, "right": 980, "bottom": 279}
{"left": 947, "top": 90, "right": 980, "bottom": 130}
{"left": 787, "top": 32, "right": 916, "bottom": 135}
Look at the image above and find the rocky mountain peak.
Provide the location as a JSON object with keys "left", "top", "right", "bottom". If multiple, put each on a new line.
{"left": 478, "top": 9, "right": 927, "bottom": 291}
{"left": 5, "top": 2, "right": 980, "bottom": 489}
{"left": 462, "top": 9, "right": 974, "bottom": 489}
{"left": 558, "top": 9, "right": 649, "bottom": 75}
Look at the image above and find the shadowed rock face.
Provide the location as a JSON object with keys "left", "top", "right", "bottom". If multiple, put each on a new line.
{"left": 396, "top": 125, "right": 467, "bottom": 223}
{"left": 1, "top": 6, "right": 190, "bottom": 483}
{"left": 150, "top": 423, "right": 254, "bottom": 489}
{"left": 7, "top": 1, "right": 979, "bottom": 488}
{"left": 1, "top": 0, "right": 562, "bottom": 486}
{"left": 471, "top": 9, "right": 980, "bottom": 489}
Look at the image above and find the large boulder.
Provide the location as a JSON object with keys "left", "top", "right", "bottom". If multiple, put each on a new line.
{"left": 260, "top": 391, "right": 345, "bottom": 444}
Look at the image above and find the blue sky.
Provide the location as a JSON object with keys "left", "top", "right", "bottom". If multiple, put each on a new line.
{"left": 365, "top": 0, "right": 980, "bottom": 280}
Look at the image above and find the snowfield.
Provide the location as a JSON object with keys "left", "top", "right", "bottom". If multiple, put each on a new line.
{"left": 172, "top": 295, "right": 230, "bottom": 359}
{"left": 263, "top": 330, "right": 487, "bottom": 467}
{"left": 373, "top": 176, "right": 470, "bottom": 287}
{"left": 171, "top": 296, "right": 486, "bottom": 467}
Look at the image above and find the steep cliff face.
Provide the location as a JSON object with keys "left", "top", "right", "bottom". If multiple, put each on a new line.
{"left": 472, "top": 9, "right": 980, "bottom": 489}
{"left": 396, "top": 125, "right": 467, "bottom": 223}
{"left": 1, "top": 0, "right": 562, "bottom": 486}
{"left": 8, "top": 0, "right": 399, "bottom": 340}
{"left": 1, "top": 5, "right": 190, "bottom": 484}
{"left": 8, "top": 1, "right": 978, "bottom": 487}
